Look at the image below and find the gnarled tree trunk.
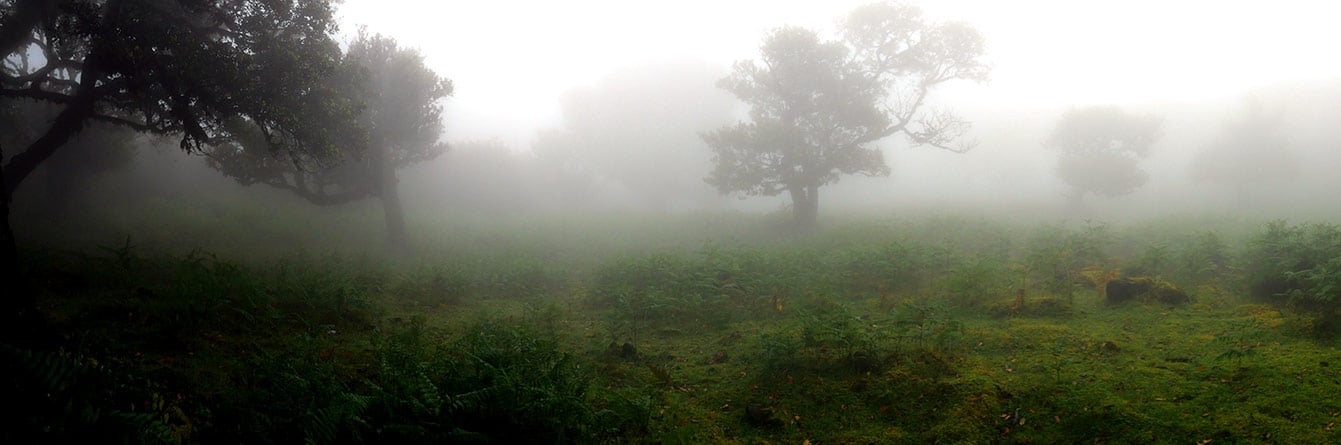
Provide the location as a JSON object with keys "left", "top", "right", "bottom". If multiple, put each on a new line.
{"left": 0, "top": 143, "right": 34, "bottom": 344}
{"left": 789, "top": 184, "right": 820, "bottom": 229}
{"left": 0, "top": 51, "right": 102, "bottom": 343}
{"left": 373, "top": 145, "right": 407, "bottom": 250}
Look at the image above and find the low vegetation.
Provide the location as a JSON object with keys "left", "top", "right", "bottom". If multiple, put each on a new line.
{"left": 7, "top": 209, "right": 1341, "bottom": 443}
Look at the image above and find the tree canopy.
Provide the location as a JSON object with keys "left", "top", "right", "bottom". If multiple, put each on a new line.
{"left": 0, "top": 0, "right": 351, "bottom": 332}
{"left": 205, "top": 29, "right": 452, "bottom": 246}
{"left": 1047, "top": 106, "right": 1161, "bottom": 205}
{"left": 702, "top": 1, "right": 988, "bottom": 227}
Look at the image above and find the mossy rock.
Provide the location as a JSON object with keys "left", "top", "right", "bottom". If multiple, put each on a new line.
{"left": 1105, "top": 277, "right": 1189, "bottom": 306}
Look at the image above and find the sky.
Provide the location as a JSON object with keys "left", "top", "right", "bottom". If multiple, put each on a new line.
{"left": 335, "top": 0, "right": 1341, "bottom": 149}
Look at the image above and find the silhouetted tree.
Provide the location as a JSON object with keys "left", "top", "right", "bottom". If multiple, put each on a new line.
{"left": 1047, "top": 106, "right": 1161, "bottom": 207}
{"left": 0, "top": 0, "right": 350, "bottom": 337}
{"left": 2, "top": 99, "right": 138, "bottom": 217}
{"left": 702, "top": 2, "right": 988, "bottom": 227}
{"left": 533, "top": 62, "right": 734, "bottom": 210}
{"left": 206, "top": 30, "right": 452, "bottom": 248}
{"left": 1188, "top": 96, "right": 1298, "bottom": 207}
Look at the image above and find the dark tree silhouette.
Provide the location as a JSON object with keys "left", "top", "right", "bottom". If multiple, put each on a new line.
{"left": 701, "top": 2, "right": 988, "bottom": 227}
{"left": 1046, "top": 106, "right": 1161, "bottom": 207}
{"left": 206, "top": 30, "right": 452, "bottom": 248}
{"left": 0, "top": 0, "right": 350, "bottom": 336}
{"left": 2, "top": 99, "right": 138, "bottom": 217}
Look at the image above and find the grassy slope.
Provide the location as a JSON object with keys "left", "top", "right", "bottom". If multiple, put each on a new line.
{"left": 9, "top": 202, "right": 1341, "bottom": 443}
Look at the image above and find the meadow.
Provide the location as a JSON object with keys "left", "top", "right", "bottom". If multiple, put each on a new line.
{"left": 7, "top": 200, "right": 1341, "bottom": 444}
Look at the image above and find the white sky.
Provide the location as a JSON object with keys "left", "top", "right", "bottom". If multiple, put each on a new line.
{"left": 337, "top": 0, "right": 1341, "bottom": 149}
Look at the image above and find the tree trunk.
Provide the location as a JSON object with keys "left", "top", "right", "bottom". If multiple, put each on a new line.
{"left": 0, "top": 51, "right": 101, "bottom": 344}
{"left": 3, "top": 97, "right": 95, "bottom": 196}
{"left": 3, "top": 51, "right": 102, "bottom": 197}
{"left": 789, "top": 184, "right": 819, "bottom": 229}
{"left": 375, "top": 149, "right": 408, "bottom": 250}
{"left": 0, "top": 143, "right": 34, "bottom": 344}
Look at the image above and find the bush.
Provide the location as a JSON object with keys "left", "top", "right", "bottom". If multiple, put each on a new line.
{"left": 0, "top": 344, "right": 177, "bottom": 445}
{"left": 938, "top": 255, "right": 1009, "bottom": 308}
{"left": 1245, "top": 221, "right": 1341, "bottom": 331}
{"left": 360, "top": 318, "right": 626, "bottom": 443}
{"left": 1023, "top": 222, "right": 1113, "bottom": 301}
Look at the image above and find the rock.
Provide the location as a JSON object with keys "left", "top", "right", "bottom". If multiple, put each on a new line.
{"left": 1099, "top": 341, "right": 1120, "bottom": 352}
{"left": 745, "top": 403, "right": 783, "bottom": 428}
{"left": 1105, "top": 277, "right": 1190, "bottom": 306}
{"left": 607, "top": 342, "right": 638, "bottom": 360}
{"left": 1153, "top": 286, "right": 1190, "bottom": 305}
{"left": 1105, "top": 277, "right": 1152, "bottom": 303}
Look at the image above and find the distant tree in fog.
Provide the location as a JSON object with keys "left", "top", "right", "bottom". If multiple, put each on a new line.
{"left": 207, "top": 30, "right": 452, "bottom": 248}
{"left": 702, "top": 2, "right": 988, "bottom": 228}
{"left": 531, "top": 62, "right": 735, "bottom": 210}
{"left": 1047, "top": 106, "right": 1161, "bottom": 206}
{"left": 1188, "top": 96, "right": 1298, "bottom": 207}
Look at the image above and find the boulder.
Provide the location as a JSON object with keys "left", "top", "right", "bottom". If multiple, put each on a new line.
{"left": 1105, "top": 277, "right": 1189, "bottom": 306}
{"left": 1105, "top": 277, "right": 1152, "bottom": 303}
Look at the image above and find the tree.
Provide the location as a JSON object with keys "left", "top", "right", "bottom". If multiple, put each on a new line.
{"left": 1046, "top": 106, "right": 1161, "bottom": 207}
{"left": 206, "top": 30, "right": 452, "bottom": 248}
{"left": 1188, "top": 96, "right": 1298, "bottom": 207}
{"left": 2, "top": 99, "right": 138, "bottom": 217}
{"left": 1, "top": 0, "right": 350, "bottom": 336}
{"left": 701, "top": 2, "right": 988, "bottom": 227}
{"left": 532, "top": 62, "right": 735, "bottom": 210}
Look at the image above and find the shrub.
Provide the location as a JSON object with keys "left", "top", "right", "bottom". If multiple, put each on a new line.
{"left": 938, "top": 255, "right": 1009, "bottom": 308}
{"left": 361, "top": 317, "right": 622, "bottom": 443}
{"left": 837, "top": 241, "right": 933, "bottom": 297}
{"left": 1245, "top": 221, "right": 1341, "bottom": 331}
{"left": 1023, "top": 222, "right": 1112, "bottom": 302}
{"left": 0, "top": 344, "right": 177, "bottom": 445}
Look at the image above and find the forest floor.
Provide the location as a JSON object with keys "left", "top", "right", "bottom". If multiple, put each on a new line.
{"left": 7, "top": 211, "right": 1341, "bottom": 443}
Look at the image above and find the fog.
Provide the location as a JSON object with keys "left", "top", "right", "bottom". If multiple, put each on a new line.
{"left": 11, "top": 0, "right": 1341, "bottom": 241}
{"left": 13, "top": 3, "right": 1341, "bottom": 440}
{"left": 367, "top": 0, "right": 1341, "bottom": 223}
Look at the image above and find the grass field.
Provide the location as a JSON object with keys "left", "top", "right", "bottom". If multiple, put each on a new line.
{"left": 6, "top": 202, "right": 1341, "bottom": 444}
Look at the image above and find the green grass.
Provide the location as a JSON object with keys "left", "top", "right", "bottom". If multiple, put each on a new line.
{"left": 8, "top": 207, "right": 1341, "bottom": 443}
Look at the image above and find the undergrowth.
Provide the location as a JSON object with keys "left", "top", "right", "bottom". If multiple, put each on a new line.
{"left": 11, "top": 215, "right": 1341, "bottom": 443}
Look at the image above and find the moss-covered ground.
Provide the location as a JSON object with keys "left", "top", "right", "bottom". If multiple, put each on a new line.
{"left": 7, "top": 209, "right": 1341, "bottom": 443}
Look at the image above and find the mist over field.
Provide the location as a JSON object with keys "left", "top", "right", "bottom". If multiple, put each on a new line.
{"left": 6, "top": 1, "right": 1341, "bottom": 443}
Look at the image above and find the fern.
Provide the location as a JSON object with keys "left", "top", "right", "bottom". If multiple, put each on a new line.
{"left": 0, "top": 344, "right": 175, "bottom": 444}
